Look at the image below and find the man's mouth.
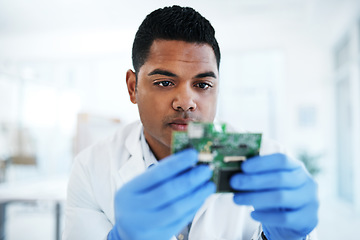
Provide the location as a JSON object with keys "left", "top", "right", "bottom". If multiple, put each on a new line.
{"left": 168, "top": 119, "right": 193, "bottom": 131}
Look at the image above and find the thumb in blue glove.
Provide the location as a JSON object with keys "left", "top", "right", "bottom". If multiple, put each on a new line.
{"left": 108, "top": 149, "right": 215, "bottom": 240}
{"left": 230, "top": 153, "right": 319, "bottom": 240}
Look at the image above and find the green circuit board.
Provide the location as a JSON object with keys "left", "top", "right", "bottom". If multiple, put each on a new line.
{"left": 171, "top": 122, "right": 262, "bottom": 193}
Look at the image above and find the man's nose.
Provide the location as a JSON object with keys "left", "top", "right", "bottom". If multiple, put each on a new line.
{"left": 172, "top": 85, "right": 197, "bottom": 112}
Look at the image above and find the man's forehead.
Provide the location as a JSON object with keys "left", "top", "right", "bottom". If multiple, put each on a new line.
{"left": 147, "top": 39, "right": 217, "bottom": 63}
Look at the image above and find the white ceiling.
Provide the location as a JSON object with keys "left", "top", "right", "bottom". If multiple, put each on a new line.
{"left": 0, "top": 0, "right": 359, "bottom": 60}
{"left": 0, "top": 0, "right": 358, "bottom": 34}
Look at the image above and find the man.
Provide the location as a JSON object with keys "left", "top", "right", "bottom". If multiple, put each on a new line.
{"left": 64, "top": 5, "right": 318, "bottom": 240}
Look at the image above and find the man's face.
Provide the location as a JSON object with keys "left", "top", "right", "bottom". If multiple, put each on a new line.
{"left": 126, "top": 40, "right": 219, "bottom": 159}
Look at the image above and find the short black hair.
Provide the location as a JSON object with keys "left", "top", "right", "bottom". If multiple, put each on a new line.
{"left": 132, "top": 5, "right": 221, "bottom": 73}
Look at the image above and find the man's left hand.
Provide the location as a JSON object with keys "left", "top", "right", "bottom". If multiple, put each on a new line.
{"left": 230, "top": 153, "right": 319, "bottom": 240}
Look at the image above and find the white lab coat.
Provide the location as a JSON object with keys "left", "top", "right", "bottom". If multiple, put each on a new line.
{"left": 63, "top": 121, "right": 289, "bottom": 240}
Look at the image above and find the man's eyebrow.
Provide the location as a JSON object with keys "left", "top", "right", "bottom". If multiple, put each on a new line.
{"left": 194, "top": 71, "right": 217, "bottom": 79}
{"left": 148, "top": 69, "right": 177, "bottom": 77}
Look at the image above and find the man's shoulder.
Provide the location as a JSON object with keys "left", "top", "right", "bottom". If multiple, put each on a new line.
{"left": 74, "top": 120, "right": 142, "bottom": 166}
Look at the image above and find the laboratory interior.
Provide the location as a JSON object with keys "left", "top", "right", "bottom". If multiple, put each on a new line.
{"left": 0, "top": 0, "right": 359, "bottom": 239}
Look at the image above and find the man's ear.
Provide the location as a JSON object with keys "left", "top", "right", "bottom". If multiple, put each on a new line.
{"left": 126, "top": 69, "right": 137, "bottom": 104}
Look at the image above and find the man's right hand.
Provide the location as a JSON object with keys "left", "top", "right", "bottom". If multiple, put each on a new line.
{"left": 108, "top": 149, "right": 215, "bottom": 240}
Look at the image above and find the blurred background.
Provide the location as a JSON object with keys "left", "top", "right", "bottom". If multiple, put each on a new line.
{"left": 0, "top": 0, "right": 359, "bottom": 239}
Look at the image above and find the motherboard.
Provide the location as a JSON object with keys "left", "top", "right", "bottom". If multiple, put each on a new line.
{"left": 171, "top": 122, "right": 262, "bottom": 192}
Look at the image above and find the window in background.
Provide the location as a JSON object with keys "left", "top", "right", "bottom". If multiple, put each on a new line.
{"left": 334, "top": 23, "right": 360, "bottom": 209}
{"left": 0, "top": 63, "right": 81, "bottom": 181}
{"left": 336, "top": 76, "right": 353, "bottom": 203}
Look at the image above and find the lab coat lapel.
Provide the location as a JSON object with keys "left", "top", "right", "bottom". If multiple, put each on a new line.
{"left": 118, "top": 122, "right": 146, "bottom": 183}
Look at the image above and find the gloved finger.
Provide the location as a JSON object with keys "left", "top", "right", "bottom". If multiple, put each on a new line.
{"left": 233, "top": 178, "right": 318, "bottom": 209}
{"left": 141, "top": 164, "right": 213, "bottom": 209}
{"left": 241, "top": 153, "right": 304, "bottom": 174}
{"left": 230, "top": 167, "right": 308, "bottom": 191}
{"left": 143, "top": 181, "right": 215, "bottom": 228}
{"left": 125, "top": 149, "right": 198, "bottom": 192}
{"left": 251, "top": 201, "right": 319, "bottom": 234}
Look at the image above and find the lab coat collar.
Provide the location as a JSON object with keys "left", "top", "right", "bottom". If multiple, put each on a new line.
{"left": 118, "top": 121, "right": 146, "bottom": 183}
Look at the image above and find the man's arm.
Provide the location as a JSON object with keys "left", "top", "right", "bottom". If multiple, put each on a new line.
{"left": 230, "top": 153, "right": 319, "bottom": 240}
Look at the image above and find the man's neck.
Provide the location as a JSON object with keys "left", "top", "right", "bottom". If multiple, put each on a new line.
{"left": 143, "top": 131, "right": 171, "bottom": 160}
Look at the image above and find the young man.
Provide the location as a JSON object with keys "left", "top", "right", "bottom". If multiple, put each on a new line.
{"left": 64, "top": 6, "right": 318, "bottom": 240}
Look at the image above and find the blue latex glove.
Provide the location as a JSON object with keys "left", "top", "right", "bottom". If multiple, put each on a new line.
{"left": 108, "top": 149, "right": 215, "bottom": 240}
{"left": 230, "top": 153, "right": 319, "bottom": 240}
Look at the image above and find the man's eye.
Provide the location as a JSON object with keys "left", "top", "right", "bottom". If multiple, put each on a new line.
{"left": 155, "top": 81, "right": 173, "bottom": 87}
{"left": 196, "top": 82, "right": 212, "bottom": 89}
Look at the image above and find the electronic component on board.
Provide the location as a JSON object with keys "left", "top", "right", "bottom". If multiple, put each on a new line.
{"left": 171, "top": 122, "right": 262, "bottom": 193}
